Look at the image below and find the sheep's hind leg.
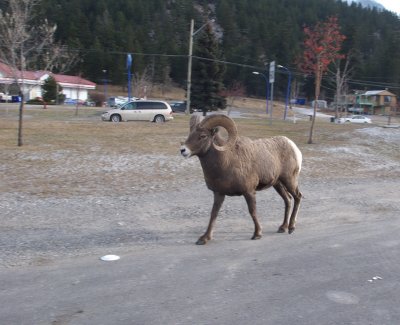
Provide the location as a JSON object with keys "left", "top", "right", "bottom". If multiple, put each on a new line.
{"left": 273, "top": 182, "right": 292, "bottom": 233}
{"left": 280, "top": 180, "right": 302, "bottom": 234}
{"left": 196, "top": 192, "right": 225, "bottom": 245}
{"left": 244, "top": 192, "right": 262, "bottom": 240}
{"left": 288, "top": 187, "right": 302, "bottom": 234}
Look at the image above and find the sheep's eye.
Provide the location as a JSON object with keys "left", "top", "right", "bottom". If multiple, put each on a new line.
{"left": 200, "top": 134, "right": 207, "bottom": 140}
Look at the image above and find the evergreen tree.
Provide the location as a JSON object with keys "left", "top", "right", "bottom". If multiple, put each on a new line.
{"left": 42, "top": 76, "right": 58, "bottom": 103}
{"left": 8, "top": 0, "right": 400, "bottom": 98}
{"left": 191, "top": 24, "right": 226, "bottom": 116}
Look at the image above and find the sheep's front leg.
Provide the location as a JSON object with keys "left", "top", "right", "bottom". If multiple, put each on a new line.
{"left": 197, "top": 192, "right": 225, "bottom": 245}
{"left": 244, "top": 192, "right": 262, "bottom": 240}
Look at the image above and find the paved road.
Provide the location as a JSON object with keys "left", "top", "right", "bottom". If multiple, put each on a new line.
{"left": 1, "top": 180, "right": 399, "bottom": 324}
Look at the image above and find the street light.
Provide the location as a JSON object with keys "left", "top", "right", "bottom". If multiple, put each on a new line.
{"left": 277, "top": 64, "right": 292, "bottom": 120}
{"left": 186, "top": 19, "right": 214, "bottom": 115}
{"left": 252, "top": 71, "right": 269, "bottom": 114}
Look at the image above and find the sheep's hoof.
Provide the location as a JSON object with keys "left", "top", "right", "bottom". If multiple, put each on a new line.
{"left": 288, "top": 228, "right": 295, "bottom": 234}
{"left": 251, "top": 234, "right": 262, "bottom": 240}
{"left": 196, "top": 237, "right": 209, "bottom": 245}
{"left": 277, "top": 227, "right": 287, "bottom": 233}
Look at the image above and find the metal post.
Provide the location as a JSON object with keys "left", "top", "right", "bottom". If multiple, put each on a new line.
{"left": 186, "top": 19, "right": 194, "bottom": 115}
{"left": 269, "top": 82, "right": 274, "bottom": 125}
{"left": 102, "top": 69, "right": 107, "bottom": 105}
{"left": 265, "top": 78, "right": 269, "bottom": 114}
{"left": 269, "top": 61, "right": 275, "bottom": 125}
{"left": 286, "top": 71, "right": 291, "bottom": 120}
{"left": 278, "top": 65, "right": 292, "bottom": 120}
{"left": 128, "top": 71, "right": 131, "bottom": 101}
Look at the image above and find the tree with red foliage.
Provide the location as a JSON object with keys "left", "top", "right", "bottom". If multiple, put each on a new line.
{"left": 300, "top": 16, "right": 346, "bottom": 144}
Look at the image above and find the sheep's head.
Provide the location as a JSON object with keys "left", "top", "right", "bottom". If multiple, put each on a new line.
{"left": 180, "top": 114, "right": 238, "bottom": 158}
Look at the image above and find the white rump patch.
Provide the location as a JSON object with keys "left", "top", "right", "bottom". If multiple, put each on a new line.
{"left": 287, "top": 138, "right": 302, "bottom": 172}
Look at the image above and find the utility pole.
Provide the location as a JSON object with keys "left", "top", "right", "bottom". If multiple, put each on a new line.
{"left": 185, "top": 19, "right": 214, "bottom": 115}
{"left": 186, "top": 19, "right": 194, "bottom": 115}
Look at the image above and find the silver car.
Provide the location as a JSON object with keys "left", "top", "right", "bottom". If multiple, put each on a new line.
{"left": 101, "top": 100, "right": 174, "bottom": 123}
{"left": 343, "top": 115, "right": 372, "bottom": 124}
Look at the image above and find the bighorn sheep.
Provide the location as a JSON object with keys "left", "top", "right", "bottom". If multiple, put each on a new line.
{"left": 180, "top": 114, "right": 302, "bottom": 245}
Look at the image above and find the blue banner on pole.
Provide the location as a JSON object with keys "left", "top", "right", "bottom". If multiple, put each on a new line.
{"left": 127, "top": 53, "right": 132, "bottom": 70}
{"left": 127, "top": 53, "right": 133, "bottom": 101}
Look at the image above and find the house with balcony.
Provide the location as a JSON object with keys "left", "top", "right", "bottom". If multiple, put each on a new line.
{"left": 0, "top": 62, "right": 96, "bottom": 102}
{"left": 354, "top": 89, "right": 397, "bottom": 115}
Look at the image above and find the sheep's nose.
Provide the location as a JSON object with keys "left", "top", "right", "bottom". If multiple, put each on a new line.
{"left": 180, "top": 146, "right": 190, "bottom": 157}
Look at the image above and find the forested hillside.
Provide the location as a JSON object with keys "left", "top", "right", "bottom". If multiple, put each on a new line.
{"left": 34, "top": 0, "right": 400, "bottom": 99}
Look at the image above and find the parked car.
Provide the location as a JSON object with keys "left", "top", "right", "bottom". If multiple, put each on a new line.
{"left": 107, "top": 96, "right": 128, "bottom": 107}
{"left": 170, "top": 101, "right": 185, "bottom": 113}
{"left": 107, "top": 96, "right": 141, "bottom": 107}
{"left": 342, "top": 115, "right": 372, "bottom": 124}
{"left": 64, "top": 98, "right": 84, "bottom": 105}
{"left": 169, "top": 101, "right": 198, "bottom": 113}
{"left": 84, "top": 100, "right": 95, "bottom": 107}
{"left": 101, "top": 100, "right": 174, "bottom": 123}
{"left": 0, "top": 92, "right": 12, "bottom": 102}
{"left": 64, "top": 98, "right": 76, "bottom": 105}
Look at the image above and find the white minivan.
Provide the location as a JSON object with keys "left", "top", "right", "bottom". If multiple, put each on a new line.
{"left": 101, "top": 100, "right": 173, "bottom": 123}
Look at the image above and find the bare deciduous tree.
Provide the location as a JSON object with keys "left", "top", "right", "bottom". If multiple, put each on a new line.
{"left": 328, "top": 53, "right": 353, "bottom": 119}
{"left": 0, "top": 0, "right": 77, "bottom": 146}
{"left": 132, "top": 67, "right": 153, "bottom": 99}
{"left": 219, "top": 81, "right": 246, "bottom": 115}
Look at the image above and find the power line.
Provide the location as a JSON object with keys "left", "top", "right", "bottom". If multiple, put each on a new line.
{"left": 192, "top": 55, "right": 262, "bottom": 70}
{"left": 3, "top": 44, "right": 399, "bottom": 90}
{"left": 347, "top": 79, "right": 400, "bottom": 89}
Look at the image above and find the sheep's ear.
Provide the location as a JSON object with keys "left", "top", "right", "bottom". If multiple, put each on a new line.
{"left": 189, "top": 115, "right": 203, "bottom": 132}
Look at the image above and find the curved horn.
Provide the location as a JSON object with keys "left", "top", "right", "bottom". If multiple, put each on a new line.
{"left": 189, "top": 114, "right": 203, "bottom": 132}
{"left": 200, "top": 114, "right": 238, "bottom": 151}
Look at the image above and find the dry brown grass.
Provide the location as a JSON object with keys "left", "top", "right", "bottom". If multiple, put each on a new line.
{"left": 1, "top": 102, "right": 397, "bottom": 199}
{"left": 0, "top": 105, "right": 183, "bottom": 152}
{"left": 0, "top": 102, "right": 378, "bottom": 153}
{"left": 0, "top": 103, "right": 339, "bottom": 151}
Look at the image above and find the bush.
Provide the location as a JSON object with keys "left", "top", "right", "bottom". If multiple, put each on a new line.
{"left": 89, "top": 92, "right": 106, "bottom": 107}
